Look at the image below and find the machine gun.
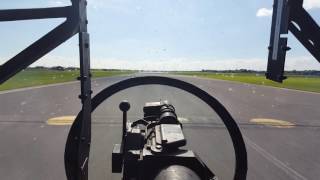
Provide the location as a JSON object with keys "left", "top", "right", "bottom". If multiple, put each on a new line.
{"left": 112, "top": 100, "right": 215, "bottom": 180}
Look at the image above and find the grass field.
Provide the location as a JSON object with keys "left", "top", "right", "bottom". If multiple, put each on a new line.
{"left": 0, "top": 69, "right": 135, "bottom": 91}
{"left": 174, "top": 72, "right": 320, "bottom": 93}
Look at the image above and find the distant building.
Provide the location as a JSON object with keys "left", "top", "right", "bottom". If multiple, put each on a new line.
{"left": 51, "top": 66, "right": 65, "bottom": 71}
{"left": 65, "top": 67, "right": 79, "bottom": 71}
{"left": 34, "top": 66, "right": 44, "bottom": 69}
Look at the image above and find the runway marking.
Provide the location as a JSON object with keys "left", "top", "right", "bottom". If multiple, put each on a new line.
{"left": 47, "top": 116, "right": 76, "bottom": 125}
{"left": 245, "top": 136, "right": 308, "bottom": 180}
{"left": 178, "top": 117, "right": 189, "bottom": 122}
{"left": 250, "top": 118, "right": 295, "bottom": 128}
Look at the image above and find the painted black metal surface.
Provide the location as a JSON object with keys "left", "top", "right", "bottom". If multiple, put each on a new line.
{"left": 77, "top": 0, "right": 92, "bottom": 179}
{"left": 0, "top": 6, "right": 72, "bottom": 21}
{"left": 65, "top": 76, "right": 248, "bottom": 180}
{"left": 266, "top": 0, "right": 289, "bottom": 82}
{"left": 115, "top": 100, "right": 214, "bottom": 179}
{"left": 288, "top": 0, "right": 320, "bottom": 63}
{"left": 267, "top": 0, "right": 320, "bottom": 82}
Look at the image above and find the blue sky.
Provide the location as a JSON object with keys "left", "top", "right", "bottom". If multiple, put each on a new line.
{"left": 1, "top": 0, "right": 320, "bottom": 70}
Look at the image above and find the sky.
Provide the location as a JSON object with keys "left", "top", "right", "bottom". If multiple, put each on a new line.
{"left": 0, "top": 0, "right": 320, "bottom": 71}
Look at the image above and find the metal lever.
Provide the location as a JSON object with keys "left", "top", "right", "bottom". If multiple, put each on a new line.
{"left": 119, "top": 101, "right": 130, "bottom": 141}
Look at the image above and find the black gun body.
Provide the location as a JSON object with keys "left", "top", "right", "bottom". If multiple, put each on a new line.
{"left": 112, "top": 101, "right": 215, "bottom": 180}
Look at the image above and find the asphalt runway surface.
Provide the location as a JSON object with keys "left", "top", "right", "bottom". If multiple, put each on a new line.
{"left": 1, "top": 73, "right": 320, "bottom": 180}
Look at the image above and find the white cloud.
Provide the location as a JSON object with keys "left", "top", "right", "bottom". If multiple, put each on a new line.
{"left": 304, "top": 0, "right": 320, "bottom": 10}
{"left": 284, "top": 56, "right": 320, "bottom": 70}
{"left": 256, "top": 8, "right": 273, "bottom": 17}
{"left": 257, "top": 0, "right": 320, "bottom": 18}
{"left": 30, "top": 55, "right": 79, "bottom": 68}
{"left": 26, "top": 55, "right": 320, "bottom": 71}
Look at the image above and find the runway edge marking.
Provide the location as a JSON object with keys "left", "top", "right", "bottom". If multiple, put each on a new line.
{"left": 244, "top": 135, "right": 308, "bottom": 180}
{"left": 173, "top": 74, "right": 320, "bottom": 95}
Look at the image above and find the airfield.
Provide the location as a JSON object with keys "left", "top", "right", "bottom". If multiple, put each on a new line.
{"left": 0, "top": 73, "right": 320, "bottom": 180}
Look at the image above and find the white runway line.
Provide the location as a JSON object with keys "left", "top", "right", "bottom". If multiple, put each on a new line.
{"left": 244, "top": 136, "right": 308, "bottom": 180}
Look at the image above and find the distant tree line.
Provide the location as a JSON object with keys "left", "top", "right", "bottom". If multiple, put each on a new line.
{"left": 26, "top": 66, "right": 320, "bottom": 76}
{"left": 30, "top": 66, "right": 78, "bottom": 71}
{"left": 201, "top": 69, "right": 320, "bottom": 76}
{"left": 28, "top": 66, "right": 129, "bottom": 71}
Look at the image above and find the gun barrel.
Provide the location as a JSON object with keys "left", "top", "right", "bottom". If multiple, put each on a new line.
{"left": 154, "top": 165, "right": 201, "bottom": 180}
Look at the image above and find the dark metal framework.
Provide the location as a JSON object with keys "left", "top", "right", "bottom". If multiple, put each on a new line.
{"left": 267, "top": 0, "right": 320, "bottom": 82}
{"left": 0, "top": 1, "right": 92, "bottom": 180}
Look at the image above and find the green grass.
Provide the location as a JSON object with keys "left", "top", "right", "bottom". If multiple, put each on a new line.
{"left": 174, "top": 72, "right": 320, "bottom": 93}
{"left": 0, "top": 69, "right": 135, "bottom": 91}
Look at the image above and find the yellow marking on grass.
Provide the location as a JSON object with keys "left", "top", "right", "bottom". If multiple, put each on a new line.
{"left": 47, "top": 116, "right": 76, "bottom": 125}
{"left": 250, "top": 118, "right": 295, "bottom": 128}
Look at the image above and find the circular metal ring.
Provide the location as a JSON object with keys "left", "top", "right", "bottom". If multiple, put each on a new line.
{"left": 65, "top": 76, "right": 247, "bottom": 180}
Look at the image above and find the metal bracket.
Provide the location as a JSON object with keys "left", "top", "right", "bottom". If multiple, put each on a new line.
{"left": 266, "top": 0, "right": 320, "bottom": 82}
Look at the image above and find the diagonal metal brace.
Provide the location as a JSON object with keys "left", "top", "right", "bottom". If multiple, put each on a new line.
{"left": 0, "top": 20, "right": 79, "bottom": 84}
{"left": 0, "top": 6, "right": 72, "bottom": 21}
{"left": 288, "top": 0, "right": 320, "bottom": 63}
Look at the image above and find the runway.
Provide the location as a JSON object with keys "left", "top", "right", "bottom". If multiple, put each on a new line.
{"left": 1, "top": 73, "right": 319, "bottom": 180}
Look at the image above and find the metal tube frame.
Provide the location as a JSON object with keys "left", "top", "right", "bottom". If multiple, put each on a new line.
{"left": 0, "top": 1, "right": 92, "bottom": 180}
{"left": 266, "top": 0, "right": 320, "bottom": 82}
